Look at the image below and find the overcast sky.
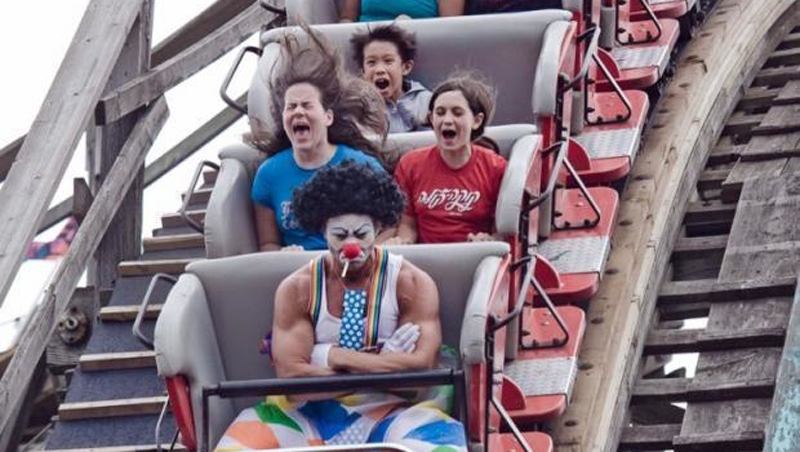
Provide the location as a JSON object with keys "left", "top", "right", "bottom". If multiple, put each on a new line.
{"left": 0, "top": 1, "right": 257, "bottom": 351}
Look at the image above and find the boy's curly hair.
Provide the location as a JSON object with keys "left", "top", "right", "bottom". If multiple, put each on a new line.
{"left": 292, "top": 160, "right": 405, "bottom": 232}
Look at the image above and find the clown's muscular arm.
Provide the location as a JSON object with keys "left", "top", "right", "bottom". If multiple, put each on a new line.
{"left": 272, "top": 269, "right": 350, "bottom": 401}
{"left": 328, "top": 260, "right": 441, "bottom": 373}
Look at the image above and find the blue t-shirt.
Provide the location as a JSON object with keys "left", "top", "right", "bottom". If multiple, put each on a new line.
{"left": 251, "top": 145, "right": 384, "bottom": 250}
{"left": 360, "top": 0, "right": 438, "bottom": 21}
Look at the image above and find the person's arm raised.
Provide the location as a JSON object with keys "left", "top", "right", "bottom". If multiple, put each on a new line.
{"left": 328, "top": 261, "right": 441, "bottom": 373}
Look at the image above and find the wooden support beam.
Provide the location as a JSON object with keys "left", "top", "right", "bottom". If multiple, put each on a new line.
{"left": 151, "top": 0, "right": 254, "bottom": 66}
{"left": 118, "top": 257, "right": 199, "bottom": 277}
{"left": 658, "top": 277, "right": 796, "bottom": 305}
{"left": 643, "top": 327, "right": 786, "bottom": 354}
{"left": 632, "top": 377, "right": 774, "bottom": 403}
{"left": 619, "top": 424, "right": 681, "bottom": 451}
{"left": 143, "top": 233, "right": 204, "bottom": 252}
{"left": 0, "top": 0, "right": 145, "bottom": 309}
{"left": 99, "top": 304, "right": 162, "bottom": 322}
{"left": 96, "top": 3, "right": 271, "bottom": 124}
{"left": 683, "top": 201, "right": 736, "bottom": 224}
{"left": 0, "top": 135, "right": 24, "bottom": 183}
{"left": 58, "top": 396, "right": 167, "bottom": 421}
{"left": 161, "top": 210, "right": 205, "bottom": 228}
{"left": 672, "top": 235, "right": 728, "bottom": 260}
{"left": 764, "top": 282, "right": 800, "bottom": 452}
{"left": 79, "top": 351, "right": 157, "bottom": 372}
{"left": 0, "top": 97, "right": 169, "bottom": 435}
{"left": 674, "top": 430, "right": 765, "bottom": 451}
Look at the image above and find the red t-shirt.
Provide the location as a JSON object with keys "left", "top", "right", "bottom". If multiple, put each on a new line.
{"left": 394, "top": 145, "right": 508, "bottom": 243}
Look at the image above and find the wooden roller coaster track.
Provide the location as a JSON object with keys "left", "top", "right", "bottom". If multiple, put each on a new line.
{"left": 0, "top": 0, "right": 799, "bottom": 451}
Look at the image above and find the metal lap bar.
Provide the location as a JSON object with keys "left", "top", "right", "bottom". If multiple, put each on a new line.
{"left": 485, "top": 256, "right": 536, "bottom": 452}
{"left": 154, "top": 397, "right": 180, "bottom": 452}
{"left": 616, "top": 0, "right": 663, "bottom": 45}
{"left": 133, "top": 273, "right": 177, "bottom": 349}
{"left": 259, "top": 0, "right": 286, "bottom": 15}
{"left": 585, "top": 52, "right": 633, "bottom": 125}
{"left": 180, "top": 160, "right": 220, "bottom": 233}
{"left": 201, "top": 369, "right": 466, "bottom": 452}
{"left": 220, "top": 46, "right": 262, "bottom": 115}
{"left": 559, "top": 27, "right": 601, "bottom": 94}
{"left": 552, "top": 157, "right": 601, "bottom": 231}
{"left": 520, "top": 275, "right": 570, "bottom": 351}
{"left": 528, "top": 141, "right": 568, "bottom": 239}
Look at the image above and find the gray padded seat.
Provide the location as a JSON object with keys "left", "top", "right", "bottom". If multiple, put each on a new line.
{"left": 286, "top": 0, "right": 581, "bottom": 24}
{"left": 204, "top": 125, "right": 541, "bottom": 258}
{"left": 154, "top": 241, "right": 510, "bottom": 446}
{"left": 248, "top": 11, "right": 573, "bottom": 139}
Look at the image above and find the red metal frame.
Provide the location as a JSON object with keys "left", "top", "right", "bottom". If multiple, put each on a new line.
{"left": 631, "top": 0, "right": 690, "bottom": 20}
{"left": 165, "top": 375, "right": 197, "bottom": 452}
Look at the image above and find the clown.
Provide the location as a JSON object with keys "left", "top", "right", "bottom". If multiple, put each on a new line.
{"left": 214, "top": 161, "right": 467, "bottom": 452}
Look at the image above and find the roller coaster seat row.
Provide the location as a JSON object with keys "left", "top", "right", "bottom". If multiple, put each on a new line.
{"left": 152, "top": 5, "right": 688, "bottom": 451}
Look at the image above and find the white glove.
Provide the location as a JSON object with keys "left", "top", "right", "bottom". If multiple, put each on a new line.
{"left": 380, "top": 323, "right": 420, "bottom": 354}
{"left": 310, "top": 343, "right": 333, "bottom": 368}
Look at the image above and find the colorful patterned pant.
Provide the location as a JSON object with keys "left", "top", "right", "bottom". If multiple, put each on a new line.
{"left": 214, "top": 390, "right": 466, "bottom": 452}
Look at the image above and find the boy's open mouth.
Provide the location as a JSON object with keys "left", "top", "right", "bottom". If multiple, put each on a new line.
{"left": 374, "top": 78, "right": 390, "bottom": 90}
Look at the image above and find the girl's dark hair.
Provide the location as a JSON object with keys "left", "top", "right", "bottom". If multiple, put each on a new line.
{"left": 292, "top": 160, "right": 405, "bottom": 232}
{"left": 350, "top": 24, "right": 418, "bottom": 65}
{"left": 249, "top": 24, "right": 387, "bottom": 161}
{"left": 429, "top": 74, "right": 496, "bottom": 140}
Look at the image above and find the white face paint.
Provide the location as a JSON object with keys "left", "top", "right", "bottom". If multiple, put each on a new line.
{"left": 325, "top": 214, "right": 376, "bottom": 270}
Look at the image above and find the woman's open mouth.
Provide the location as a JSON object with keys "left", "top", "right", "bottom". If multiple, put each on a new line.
{"left": 292, "top": 124, "right": 311, "bottom": 139}
{"left": 442, "top": 130, "right": 457, "bottom": 140}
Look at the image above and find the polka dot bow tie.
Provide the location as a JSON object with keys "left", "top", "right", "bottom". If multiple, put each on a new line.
{"left": 339, "top": 289, "right": 367, "bottom": 350}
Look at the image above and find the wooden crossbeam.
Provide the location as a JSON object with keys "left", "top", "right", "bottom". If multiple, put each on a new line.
{"left": 79, "top": 351, "right": 157, "bottom": 372}
{"left": 58, "top": 396, "right": 168, "bottom": 421}
{"left": 143, "top": 233, "right": 204, "bottom": 252}
{"left": 0, "top": 96, "right": 168, "bottom": 435}
{"left": 643, "top": 327, "right": 786, "bottom": 354}
{"left": 672, "top": 235, "right": 728, "bottom": 260}
{"left": 632, "top": 377, "right": 775, "bottom": 403}
{"left": 161, "top": 210, "right": 205, "bottom": 229}
{"left": 96, "top": 2, "right": 271, "bottom": 124}
{"left": 673, "top": 430, "right": 764, "bottom": 451}
{"left": 683, "top": 201, "right": 736, "bottom": 224}
{"left": 619, "top": 424, "right": 681, "bottom": 451}
{"left": 658, "top": 277, "right": 796, "bottom": 305}
{"left": 99, "top": 304, "right": 162, "bottom": 322}
{"left": 118, "top": 258, "right": 200, "bottom": 276}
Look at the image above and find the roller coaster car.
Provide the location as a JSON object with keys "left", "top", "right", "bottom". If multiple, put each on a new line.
{"left": 153, "top": 242, "right": 559, "bottom": 452}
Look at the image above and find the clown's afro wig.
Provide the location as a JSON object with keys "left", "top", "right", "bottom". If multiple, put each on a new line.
{"left": 292, "top": 160, "right": 405, "bottom": 232}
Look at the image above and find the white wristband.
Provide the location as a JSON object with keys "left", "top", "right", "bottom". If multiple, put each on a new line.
{"left": 310, "top": 343, "right": 334, "bottom": 368}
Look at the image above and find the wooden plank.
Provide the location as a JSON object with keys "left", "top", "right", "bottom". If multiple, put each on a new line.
{"left": 88, "top": 1, "right": 152, "bottom": 294}
{"left": 46, "top": 287, "right": 97, "bottom": 372}
{"left": 721, "top": 112, "right": 765, "bottom": 137}
{"left": 79, "top": 351, "right": 157, "bottom": 372}
{"left": 96, "top": 3, "right": 271, "bottom": 124}
{"left": 752, "top": 104, "right": 800, "bottom": 135}
{"left": 707, "top": 144, "right": 744, "bottom": 165}
{"left": 720, "top": 174, "right": 800, "bottom": 280}
{"left": 765, "top": 283, "right": 800, "bottom": 452}
{"left": 619, "top": 424, "right": 681, "bottom": 451}
{"left": 0, "top": 0, "right": 145, "bottom": 310}
{"left": 674, "top": 399, "right": 770, "bottom": 451}
{"left": 780, "top": 31, "right": 800, "bottom": 48}
{"left": 741, "top": 131, "right": 800, "bottom": 160}
{"left": 117, "top": 258, "right": 199, "bottom": 276}
{"left": 204, "top": 169, "right": 218, "bottom": 184}
{"left": 151, "top": 0, "right": 254, "bottom": 66}
{"left": 0, "top": 97, "right": 169, "bottom": 435}
{"left": 753, "top": 65, "right": 800, "bottom": 87}
{"left": 765, "top": 46, "right": 800, "bottom": 66}
{"left": 644, "top": 328, "right": 785, "bottom": 354}
{"left": 161, "top": 209, "right": 205, "bottom": 228}
{"left": 182, "top": 187, "right": 213, "bottom": 205}
{"left": 774, "top": 79, "right": 800, "bottom": 103}
{"left": 738, "top": 86, "right": 782, "bottom": 112}
{"left": 0, "top": 135, "right": 24, "bottom": 183}
{"left": 99, "top": 304, "right": 162, "bottom": 322}
{"left": 672, "top": 235, "right": 728, "bottom": 259}
{"left": 58, "top": 396, "right": 167, "bottom": 421}
{"left": 658, "top": 277, "right": 796, "bottom": 305}
{"left": 142, "top": 233, "right": 204, "bottom": 252}
{"left": 722, "top": 158, "right": 789, "bottom": 202}
{"left": 658, "top": 302, "right": 711, "bottom": 322}
{"left": 630, "top": 402, "right": 685, "bottom": 425}
{"left": 632, "top": 376, "right": 774, "bottom": 403}
{"left": 683, "top": 201, "right": 736, "bottom": 224}
{"left": 696, "top": 169, "right": 730, "bottom": 191}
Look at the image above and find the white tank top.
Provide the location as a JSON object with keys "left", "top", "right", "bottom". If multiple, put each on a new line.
{"left": 313, "top": 252, "right": 403, "bottom": 347}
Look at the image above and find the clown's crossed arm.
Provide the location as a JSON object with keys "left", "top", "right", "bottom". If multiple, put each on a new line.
{"left": 215, "top": 161, "right": 467, "bottom": 452}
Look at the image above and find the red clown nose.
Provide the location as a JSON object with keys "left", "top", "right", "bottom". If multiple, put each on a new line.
{"left": 342, "top": 243, "right": 361, "bottom": 260}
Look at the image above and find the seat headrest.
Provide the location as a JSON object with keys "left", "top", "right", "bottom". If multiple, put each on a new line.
{"left": 248, "top": 11, "right": 572, "bottom": 138}
{"left": 385, "top": 124, "right": 537, "bottom": 160}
